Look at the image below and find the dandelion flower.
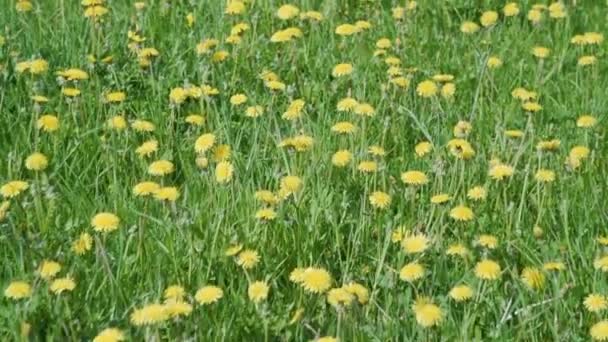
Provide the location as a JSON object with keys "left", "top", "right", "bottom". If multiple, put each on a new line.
{"left": 326, "top": 287, "right": 355, "bottom": 308}
{"left": 401, "top": 233, "right": 430, "bottom": 254}
{"left": 467, "top": 186, "right": 486, "bottom": 201}
{"left": 335, "top": 24, "right": 360, "bottom": 36}
{"left": 446, "top": 243, "right": 469, "bottom": 258}
{"left": 130, "top": 304, "right": 169, "bottom": 326}
{"left": 535, "top": 169, "right": 555, "bottom": 183}
{"left": 450, "top": 205, "right": 474, "bottom": 221}
{"left": 37, "top": 260, "right": 62, "bottom": 280}
{"left": 195, "top": 286, "right": 223, "bottom": 305}
{"left": 91, "top": 212, "right": 120, "bottom": 233}
{"left": 369, "top": 191, "right": 391, "bottom": 209}
{"left": 332, "top": 150, "right": 352, "bottom": 167}
{"left": 282, "top": 269, "right": 304, "bottom": 287}
{"left": 503, "top": 3, "right": 520, "bottom": 17}
{"left": 413, "top": 297, "right": 443, "bottom": 327}
{"left": 4, "top": 281, "right": 32, "bottom": 300}
{"left": 416, "top": 80, "right": 438, "bottom": 97}
{"left": 399, "top": 262, "right": 425, "bottom": 282}
{"left": 401, "top": 170, "right": 428, "bottom": 185}
{"left": 164, "top": 301, "right": 193, "bottom": 318}
{"left": 577, "top": 115, "right": 597, "bottom": 128}
{"left": 489, "top": 163, "right": 514, "bottom": 180}
{"left": 236, "top": 249, "right": 260, "bottom": 269}
{"left": 301, "top": 268, "right": 332, "bottom": 293}
{"left": 93, "top": 328, "right": 125, "bottom": 342}
{"left": 336, "top": 98, "right": 358, "bottom": 112}
{"left": 431, "top": 193, "right": 451, "bottom": 204}
{"left": 585, "top": 294, "right": 608, "bottom": 313}
{"left": 480, "top": 11, "right": 498, "bottom": 27}
{"left": 148, "top": 160, "right": 174, "bottom": 176}
{"left": 415, "top": 142, "right": 433, "bottom": 157}
{"left": 50, "top": 277, "right": 76, "bottom": 294}
{"left": 195, "top": 133, "right": 216, "bottom": 153}
{"left": 133, "top": 181, "right": 160, "bottom": 197}
{"left": 343, "top": 282, "right": 369, "bottom": 304}
{"left": 72, "top": 233, "right": 93, "bottom": 255}
{"left": 475, "top": 259, "right": 501, "bottom": 280}
{"left": 25, "top": 152, "right": 48, "bottom": 171}
{"left": 594, "top": 256, "right": 608, "bottom": 271}
{"left": 358, "top": 161, "right": 378, "bottom": 173}
{"left": 1, "top": 181, "right": 29, "bottom": 198}
{"left": 477, "top": 235, "right": 498, "bottom": 249}
{"left": 331, "top": 121, "right": 357, "bottom": 134}
{"left": 521, "top": 267, "right": 545, "bottom": 290}
{"left": 37, "top": 115, "right": 59, "bottom": 132}
{"left": 591, "top": 321, "right": 608, "bottom": 341}
{"left": 248, "top": 281, "right": 269, "bottom": 303}
{"left": 332, "top": 63, "right": 353, "bottom": 77}
{"left": 449, "top": 285, "right": 474, "bottom": 302}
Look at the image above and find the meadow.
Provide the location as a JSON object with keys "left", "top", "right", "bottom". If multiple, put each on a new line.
{"left": 1, "top": 0, "right": 607, "bottom": 341}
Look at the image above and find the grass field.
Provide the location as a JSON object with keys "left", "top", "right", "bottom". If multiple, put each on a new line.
{"left": 1, "top": 0, "right": 607, "bottom": 341}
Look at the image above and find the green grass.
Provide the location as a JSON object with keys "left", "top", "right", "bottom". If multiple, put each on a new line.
{"left": 1, "top": 0, "right": 607, "bottom": 340}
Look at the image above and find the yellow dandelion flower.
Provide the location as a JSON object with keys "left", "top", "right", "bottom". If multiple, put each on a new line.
{"left": 399, "top": 262, "right": 425, "bottom": 282}
{"left": 467, "top": 186, "right": 486, "bottom": 201}
{"left": 369, "top": 191, "right": 391, "bottom": 209}
{"left": 585, "top": 294, "right": 608, "bottom": 313}
{"left": 24, "top": 152, "right": 48, "bottom": 171}
{"left": 401, "top": 233, "right": 430, "bottom": 254}
{"left": 236, "top": 249, "right": 260, "bottom": 269}
{"left": 358, "top": 161, "right": 378, "bottom": 173}
{"left": 136, "top": 140, "right": 158, "bottom": 158}
{"left": 343, "top": 282, "right": 369, "bottom": 304}
{"left": 489, "top": 163, "right": 514, "bottom": 180}
{"left": 337, "top": 98, "right": 359, "bottom": 112}
{"left": 131, "top": 120, "right": 155, "bottom": 132}
{"left": 477, "top": 234, "right": 498, "bottom": 249}
{"left": 331, "top": 121, "right": 357, "bottom": 134}
{"left": 91, "top": 212, "right": 120, "bottom": 233}
{"left": 301, "top": 268, "right": 332, "bottom": 293}
{"left": 416, "top": 80, "right": 438, "bottom": 97}
{"left": 148, "top": 159, "right": 174, "bottom": 176}
{"left": 37, "top": 115, "right": 59, "bottom": 132}
{"left": 535, "top": 169, "right": 555, "bottom": 183}
{"left": 133, "top": 181, "right": 160, "bottom": 197}
{"left": 37, "top": 260, "right": 62, "bottom": 280}
{"left": 446, "top": 243, "right": 469, "bottom": 258}
{"left": 154, "top": 187, "right": 179, "bottom": 202}
{"left": 521, "top": 267, "right": 545, "bottom": 290}
{"left": 93, "top": 328, "right": 125, "bottom": 342}
{"left": 449, "top": 285, "right": 474, "bottom": 302}
{"left": 450, "top": 205, "right": 474, "bottom": 221}
{"left": 461, "top": 21, "right": 480, "bottom": 34}
{"left": 130, "top": 304, "right": 169, "bottom": 326}
{"left": 413, "top": 297, "right": 443, "bottom": 327}
{"left": 107, "top": 115, "right": 127, "bottom": 130}
{"left": 431, "top": 193, "right": 451, "bottom": 204}
{"left": 195, "top": 286, "right": 223, "bottom": 305}
{"left": 401, "top": 170, "right": 428, "bottom": 185}
{"left": 327, "top": 287, "right": 355, "bottom": 307}
{"left": 72, "top": 233, "right": 93, "bottom": 255}
{"left": 332, "top": 63, "right": 353, "bottom": 77}
{"left": 480, "top": 11, "right": 498, "bottom": 27}
{"left": 4, "top": 281, "right": 32, "bottom": 300}
{"left": 475, "top": 259, "right": 501, "bottom": 280}
{"left": 591, "top": 320, "right": 608, "bottom": 341}
{"left": 248, "top": 281, "right": 269, "bottom": 303}
{"left": 332, "top": 150, "right": 352, "bottom": 167}
{"left": 50, "top": 277, "right": 76, "bottom": 294}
